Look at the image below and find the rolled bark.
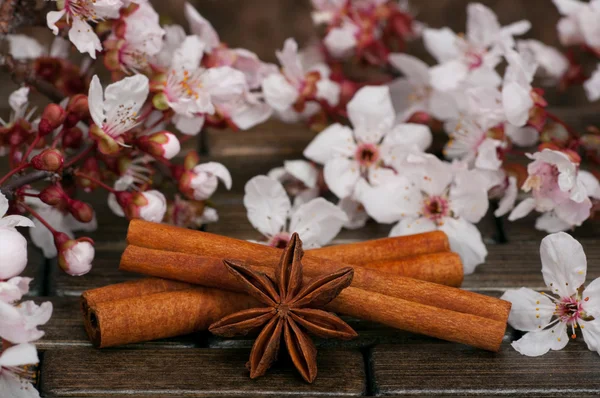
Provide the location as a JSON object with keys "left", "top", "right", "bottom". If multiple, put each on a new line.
{"left": 120, "top": 245, "right": 510, "bottom": 351}
{"left": 124, "top": 222, "right": 506, "bottom": 322}
{"left": 310, "top": 231, "right": 450, "bottom": 264}
{"left": 82, "top": 283, "right": 258, "bottom": 348}
{"left": 127, "top": 220, "right": 461, "bottom": 287}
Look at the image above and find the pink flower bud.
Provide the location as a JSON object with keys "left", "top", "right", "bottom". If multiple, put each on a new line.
{"left": 65, "top": 94, "right": 89, "bottom": 127}
{"left": 0, "top": 228, "right": 28, "bottom": 279}
{"left": 55, "top": 236, "right": 95, "bottom": 276}
{"left": 39, "top": 185, "right": 66, "bottom": 206}
{"left": 62, "top": 127, "right": 84, "bottom": 149}
{"left": 68, "top": 200, "right": 94, "bottom": 223}
{"left": 127, "top": 190, "right": 167, "bottom": 222}
{"left": 39, "top": 104, "right": 67, "bottom": 136}
{"left": 137, "top": 131, "right": 181, "bottom": 160}
{"left": 31, "top": 149, "right": 64, "bottom": 171}
{"left": 76, "top": 157, "right": 101, "bottom": 192}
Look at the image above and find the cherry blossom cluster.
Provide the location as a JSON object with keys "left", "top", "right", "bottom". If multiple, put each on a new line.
{"left": 0, "top": 193, "right": 52, "bottom": 396}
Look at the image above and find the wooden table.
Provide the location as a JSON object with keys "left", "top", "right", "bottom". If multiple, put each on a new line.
{"left": 21, "top": 118, "right": 600, "bottom": 396}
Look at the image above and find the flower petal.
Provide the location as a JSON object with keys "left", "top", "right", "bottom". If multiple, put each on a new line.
{"left": 511, "top": 322, "right": 569, "bottom": 356}
{"left": 88, "top": 75, "right": 105, "bottom": 128}
{"left": 439, "top": 217, "right": 487, "bottom": 274}
{"left": 262, "top": 73, "right": 299, "bottom": 112}
{"left": 355, "top": 176, "right": 421, "bottom": 224}
{"left": 68, "top": 18, "right": 102, "bottom": 59}
{"left": 535, "top": 212, "right": 572, "bottom": 233}
{"left": 347, "top": 86, "right": 395, "bottom": 143}
{"left": 430, "top": 60, "right": 469, "bottom": 92}
{"left": 501, "top": 287, "right": 555, "bottom": 332}
{"left": 284, "top": 160, "right": 318, "bottom": 189}
{"left": 303, "top": 123, "right": 355, "bottom": 165}
{"left": 323, "top": 157, "right": 361, "bottom": 199}
{"left": 193, "top": 162, "right": 232, "bottom": 190}
{"left": 0, "top": 343, "right": 38, "bottom": 367}
{"left": 46, "top": 10, "right": 66, "bottom": 35}
{"left": 508, "top": 197, "right": 536, "bottom": 221}
{"left": 383, "top": 123, "right": 432, "bottom": 152}
{"left": 495, "top": 176, "right": 518, "bottom": 217}
{"left": 540, "top": 232, "right": 587, "bottom": 297}
{"left": 502, "top": 81, "right": 534, "bottom": 127}
{"left": 244, "top": 175, "right": 291, "bottom": 238}
{"left": 450, "top": 169, "right": 490, "bottom": 223}
{"left": 289, "top": 198, "right": 348, "bottom": 248}
{"left": 184, "top": 2, "right": 220, "bottom": 51}
{"left": 388, "top": 53, "right": 430, "bottom": 86}
{"left": 423, "top": 27, "right": 460, "bottom": 63}
{"left": 389, "top": 217, "right": 436, "bottom": 236}
{"left": 582, "top": 277, "right": 600, "bottom": 318}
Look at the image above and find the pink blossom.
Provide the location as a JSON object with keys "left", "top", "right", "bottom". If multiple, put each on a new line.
{"left": 0, "top": 343, "right": 41, "bottom": 397}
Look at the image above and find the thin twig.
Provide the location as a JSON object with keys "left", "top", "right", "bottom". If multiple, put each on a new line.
{"left": 0, "top": 170, "right": 54, "bottom": 200}
{"left": 0, "top": 54, "right": 65, "bottom": 103}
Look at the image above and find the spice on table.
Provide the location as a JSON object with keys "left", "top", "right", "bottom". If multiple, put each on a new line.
{"left": 126, "top": 219, "right": 461, "bottom": 286}
{"left": 209, "top": 233, "right": 357, "bottom": 383}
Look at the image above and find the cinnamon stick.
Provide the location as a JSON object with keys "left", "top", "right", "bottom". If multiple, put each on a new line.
{"left": 124, "top": 222, "right": 506, "bottom": 322}
{"left": 310, "top": 231, "right": 450, "bottom": 264}
{"left": 118, "top": 250, "right": 506, "bottom": 351}
{"left": 82, "top": 283, "right": 259, "bottom": 348}
{"left": 127, "top": 220, "right": 460, "bottom": 286}
{"left": 362, "top": 252, "right": 463, "bottom": 287}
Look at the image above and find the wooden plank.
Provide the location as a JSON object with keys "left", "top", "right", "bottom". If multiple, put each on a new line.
{"left": 23, "top": 244, "right": 46, "bottom": 296}
{"left": 464, "top": 238, "right": 600, "bottom": 290}
{"left": 40, "top": 348, "right": 366, "bottom": 397}
{"left": 37, "top": 297, "right": 202, "bottom": 349}
{"left": 205, "top": 120, "right": 315, "bottom": 157}
{"left": 370, "top": 342, "right": 600, "bottom": 396}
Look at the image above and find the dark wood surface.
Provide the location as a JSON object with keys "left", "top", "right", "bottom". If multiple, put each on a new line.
{"left": 3, "top": 0, "right": 600, "bottom": 395}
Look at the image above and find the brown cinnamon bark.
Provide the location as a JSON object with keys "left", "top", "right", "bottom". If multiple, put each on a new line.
{"left": 124, "top": 222, "right": 505, "bottom": 322}
{"left": 118, "top": 249, "right": 507, "bottom": 351}
{"left": 362, "top": 252, "right": 463, "bottom": 287}
{"left": 82, "top": 285, "right": 259, "bottom": 348}
{"left": 120, "top": 245, "right": 509, "bottom": 350}
{"left": 310, "top": 231, "right": 450, "bottom": 264}
{"left": 127, "top": 220, "right": 460, "bottom": 286}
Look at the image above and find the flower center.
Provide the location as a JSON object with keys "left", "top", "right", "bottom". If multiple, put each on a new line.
{"left": 422, "top": 196, "right": 450, "bottom": 221}
{"left": 268, "top": 232, "right": 291, "bottom": 249}
{"left": 556, "top": 296, "right": 584, "bottom": 325}
{"left": 354, "top": 143, "right": 380, "bottom": 167}
{"left": 63, "top": 0, "right": 98, "bottom": 21}
{"left": 465, "top": 50, "right": 483, "bottom": 70}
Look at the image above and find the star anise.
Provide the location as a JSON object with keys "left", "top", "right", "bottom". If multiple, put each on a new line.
{"left": 209, "top": 233, "right": 357, "bottom": 383}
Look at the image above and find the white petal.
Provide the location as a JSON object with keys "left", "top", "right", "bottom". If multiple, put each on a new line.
{"left": 466, "top": 3, "right": 501, "bottom": 47}
{"left": 439, "top": 217, "right": 487, "bottom": 274}
{"left": 0, "top": 343, "right": 38, "bottom": 367}
{"left": 184, "top": 3, "right": 220, "bottom": 51}
{"left": 104, "top": 74, "right": 149, "bottom": 133}
{"left": 347, "top": 86, "right": 395, "bottom": 143}
{"left": 303, "top": 123, "right": 355, "bottom": 165}
{"left": 554, "top": 197, "right": 591, "bottom": 226}
{"left": 243, "top": 176, "right": 291, "bottom": 238}
{"left": 578, "top": 7, "right": 600, "bottom": 49}
{"left": 502, "top": 81, "right": 534, "bottom": 127}
{"left": 495, "top": 176, "right": 518, "bottom": 217}
{"left": 276, "top": 38, "right": 304, "bottom": 84}
{"left": 474, "top": 139, "right": 502, "bottom": 171}
{"left": 355, "top": 176, "right": 421, "bottom": 224}
{"left": 284, "top": 160, "right": 318, "bottom": 189}
{"left": 511, "top": 322, "right": 569, "bottom": 356}
{"left": 422, "top": 27, "right": 460, "bottom": 63}
{"left": 68, "top": 18, "right": 102, "bottom": 59}
{"left": 578, "top": 170, "right": 600, "bottom": 199}
{"left": 388, "top": 53, "right": 430, "bottom": 86}
{"left": 557, "top": 17, "right": 585, "bottom": 46}
{"left": 508, "top": 197, "right": 536, "bottom": 221}
{"left": 139, "top": 191, "right": 167, "bottom": 223}
{"left": 0, "top": 193, "right": 7, "bottom": 217}
{"left": 46, "top": 10, "right": 66, "bottom": 35}
{"left": 193, "top": 162, "right": 232, "bottom": 190}
{"left": 172, "top": 35, "right": 205, "bottom": 71}
{"left": 0, "top": 215, "right": 35, "bottom": 228}
{"left": 580, "top": 319, "right": 600, "bottom": 354}
{"left": 429, "top": 60, "right": 469, "bottom": 92}
{"left": 201, "top": 67, "right": 246, "bottom": 103}
{"left": 174, "top": 114, "right": 205, "bottom": 136}
{"left": 8, "top": 87, "right": 29, "bottom": 115}
{"left": 540, "top": 231, "right": 587, "bottom": 297}
{"left": 323, "top": 158, "right": 360, "bottom": 199}
{"left": 315, "top": 79, "right": 340, "bottom": 106}
{"left": 0, "top": 228, "right": 29, "bottom": 279}
{"left": 389, "top": 217, "right": 437, "bottom": 236}
{"left": 383, "top": 123, "right": 432, "bottom": 152}
{"left": 6, "top": 35, "right": 45, "bottom": 60}
{"left": 584, "top": 65, "right": 600, "bottom": 102}
{"left": 582, "top": 277, "right": 600, "bottom": 318}
{"left": 406, "top": 153, "right": 454, "bottom": 197}
{"left": 289, "top": 198, "right": 348, "bottom": 248}
{"left": 428, "top": 89, "right": 461, "bottom": 120}
{"left": 501, "top": 288, "right": 555, "bottom": 332}
{"left": 337, "top": 197, "right": 369, "bottom": 230}
{"left": 0, "top": 371, "right": 40, "bottom": 398}
{"left": 324, "top": 23, "right": 358, "bottom": 58}
{"left": 553, "top": 0, "right": 585, "bottom": 15}
{"left": 88, "top": 75, "right": 105, "bottom": 127}
{"left": 505, "top": 124, "right": 539, "bottom": 147}
{"left": 535, "top": 212, "right": 572, "bottom": 233}
{"left": 450, "top": 169, "right": 490, "bottom": 223}
{"left": 262, "top": 73, "right": 299, "bottom": 112}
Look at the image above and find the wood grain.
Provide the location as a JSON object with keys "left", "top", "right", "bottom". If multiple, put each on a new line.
{"left": 40, "top": 348, "right": 366, "bottom": 396}
{"left": 370, "top": 343, "right": 600, "bottom": 396}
